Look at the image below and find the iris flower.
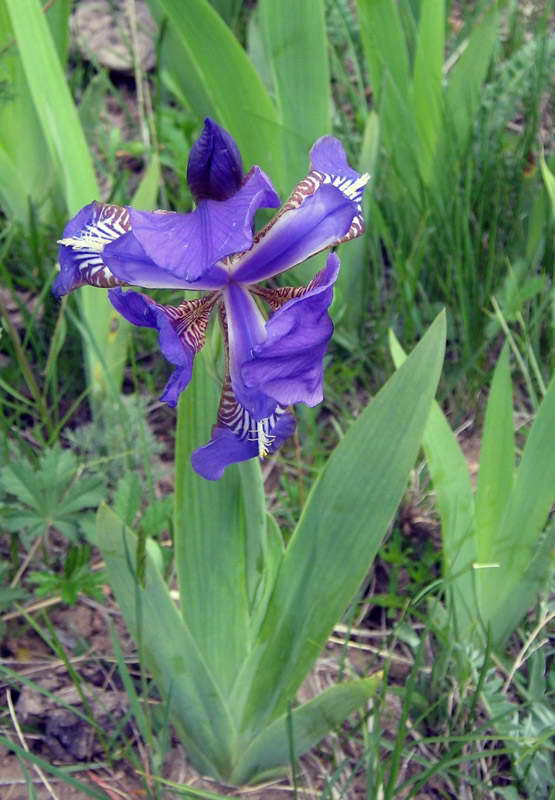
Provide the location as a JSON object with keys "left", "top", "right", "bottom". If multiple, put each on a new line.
{"left": 54, "top": 120, "right": 368, "bottom": 480}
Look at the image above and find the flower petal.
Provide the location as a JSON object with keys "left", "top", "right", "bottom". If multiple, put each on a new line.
{"left": 109, "top": 288, "right": 217, "bottom": 407}
{"left": 231, "top": 138, "right": 368, "bottom": 284}
{"left": 222, "top": 282, "right": 276, "bottom": 421}
{"left": 243, "top": 253, "right": 340, "bottom": 407}
{"left": 53, "top": 202, "right": 129, "bottom": 298}
{"left": 104, "top": 230, "right": 228, "bottom": 290}
{"left": 191, "top": 375, "right": 296, "bottom": 480}
{"left": 187, "top": 117, "right": 243, "bottom": 202}
{"left": 128, "top": 166, "right": 280, "bottom": 284}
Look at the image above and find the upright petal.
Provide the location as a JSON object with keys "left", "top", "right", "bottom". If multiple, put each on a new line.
{"left": 128, "top": 166, "right": 280, "bottom": 284}
{"left": 191, "top": 375, "right": 296, "bottom": 481}
{"left": 187, "top": 118, "right": 243, "bottom": 202}
{"left": 109, "top": 288, "right": 217, "bottom": 407}
{"left": 244, "top": 254, "right": 340, "bottom": 407}
{"left": 231, "top": 137, "right": 368, "bottom": 285}
{"left": 54, "top": 202, "right": 129, "bottom": 298}
{"left": 222, "top": 282, "right": 276, "bottom": 421}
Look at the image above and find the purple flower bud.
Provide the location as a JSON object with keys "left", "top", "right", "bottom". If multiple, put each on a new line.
{"left": 186, "top": 118, "right": 243, "bottom": 202}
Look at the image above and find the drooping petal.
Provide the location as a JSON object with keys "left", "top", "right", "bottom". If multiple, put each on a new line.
{"left": 104, "top": 230, "right": 229, "bottom": 290}
{"left": 53, "top": 202, "right": 130, "bottom": 298}
{"left": 222, "top": 282, "right": 276, "bottom": 421}
{"left": 127, "top": 166, "right": 280, "bottom": 284}
{"left": 187, "top": 117, "right": 243, "bottom": 202}
{"left": 191, "top": 375, "right": 296, "bottom": 481}
{"left": 109, "top": 288, "right": 217, "bottom": 407}
{"left": 231, "top": 137, "right": 368, "bottom": 285}
{"left": 244, "top": 254, "right": 340, "bottom": 407}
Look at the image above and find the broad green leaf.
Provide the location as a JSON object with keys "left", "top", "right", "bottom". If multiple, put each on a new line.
{"left": 147, "top": 0, "right": 284, "bottom": 190}
{"left": 258, "top": 0, "right": 331, "bottom": 185}
{"left": 445, "top": 3, "right": 499, "bottom": 147}
{"left": 482, "top": 367, "right": 555, "bottom": 643}
{"left": 231, "top": 673, "right": 382, "bottom": 784}
{"left": 390, "top": 331, "right": 478, "bottom": 643}
{"left": 411, "top": 0, "right": 445, "bottom": 185}
{"left": 174, "top": 340, "right": 267, "bottom": 697}
{"left": 356, "top": 0, "right": 410, "bottom": 105}
{"left": 475, "top": 345, "right": 514, "bottom": 566}
{"left": 5, "top": 0, "right": 129, "bottom": 401}
{"left": 96, "top": 504, "right": 237, "bottom": 779}
{"left": 232, "top": 313, "right": 446, "bottom": 737}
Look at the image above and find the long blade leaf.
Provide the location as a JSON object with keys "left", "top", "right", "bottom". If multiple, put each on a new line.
{"left": 231, "top": 674, "right": 381, "bottom": 784}
{"left": 232, "top": 312, "right": 446, "bottom": 736}
{"left": 96, "top": 504, "right": 237, "bottom": 779}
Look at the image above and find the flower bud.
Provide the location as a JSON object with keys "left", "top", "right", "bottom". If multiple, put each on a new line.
{"left": 187, "top": 118, "right": 243, "bottom": 202}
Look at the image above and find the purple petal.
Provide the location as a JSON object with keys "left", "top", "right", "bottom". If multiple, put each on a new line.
{"left": 231, "top": 137, "right": 368, "bottom": 284}
{"left": 231, "top": 185, "right": 356, "bottom": 285}
{"left": 109, "top": 288, "right": 216, "bottom": 407}
{"left": 128, "top": 167, "right": 280, "bottom": 284}
{"left": 309, "top": 136, "right": 360, "bottom": 183}
{"left": 191, "top": 380, "right": 296, "bottom": 480}
{"left": 187, "top": 118, "right": 243, "bottom": 202}
{"left": 104, "top": 231, "right": 228, "bottom": 290}
{"left": 53, "top": 202, "right": 129, "bottom": 298}
{"left": 242, "top": 254, "right": 340, "bottom": 407}
{"left": 222, "top": 283, "right": 276, "bottom": 421}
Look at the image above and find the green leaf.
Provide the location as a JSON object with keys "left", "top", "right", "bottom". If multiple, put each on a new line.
{"left": 232, "top": 312, "right": 446, "bottom": 738}
{"left": 445, "top": 3, "right": 499, "bottom": 147}
{"left": 208, "top": 0, "right": 243, "bottom": 26}
{"left": 231, "top": 674, "right": 382, "bottom": 784}
{"left": 475, "top": 345, "right": 514, "bottom": 566}
{"left": 390, "top": 330, "right": 478, "bottom": 644}
{"left": 4, "top": 0, "right": 129, "bottom": 401}
{"left": 356, "top": 0, "right": 410, "bottom": 105}
{"left": 131, "top": 153, "right": 161, "bottom": 209}
{"left": 174, "top": 340, "right": 267, "bottom": 698}
{"left": 258, "top": 0, "right": 331, "bottom": 185}
{"left": 148, "top": 0, "right": 284, "bottom": 190}
{"left": 540, "top": 153, "right": 555, "bottom": 221}
{"left": 96, "top": 504, "right": 238, "bottom": 779}
{"left": 334, "top": 109, "right": 379, "bottom": 333}
{"left": 411, "top": 0, "right": 445, "bottom": 185}
{"left": 482, "top": 366, "right": 555, "bottom": 643}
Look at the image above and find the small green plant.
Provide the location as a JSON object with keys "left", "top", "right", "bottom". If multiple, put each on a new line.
{"left": 30, "top": 543, "right": 104, "bottom": 604}
{"left": 1, "top": 442, "right": 105, "bottom": 543}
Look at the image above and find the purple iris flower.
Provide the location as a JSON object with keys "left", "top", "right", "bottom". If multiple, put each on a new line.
{"left": 54, "top": 119, "right": 369, "bottom": 480}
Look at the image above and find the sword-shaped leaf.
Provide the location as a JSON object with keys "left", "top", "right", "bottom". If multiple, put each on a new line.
{"left": 232, "top": 313, "right": 446, "bottom": 736}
